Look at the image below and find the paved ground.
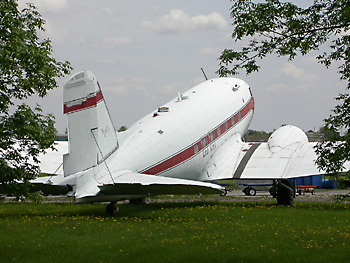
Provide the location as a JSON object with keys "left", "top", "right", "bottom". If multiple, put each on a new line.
{"left": 146, "top": 188, "right": 350, "bottom": 204}
{"left": 231, "top": 188, "right": 350, "bottom": 203}
{"left": 1, "top": 188, "right": 349, "bottom": 204}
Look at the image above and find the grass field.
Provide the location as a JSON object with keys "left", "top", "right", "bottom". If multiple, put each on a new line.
{"left": 0, "top": 200, "right": 349, "bottom": 263}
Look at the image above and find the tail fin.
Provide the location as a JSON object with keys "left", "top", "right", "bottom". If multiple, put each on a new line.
{"left": 63, "top": 71, "right": 118, "bottom": 176}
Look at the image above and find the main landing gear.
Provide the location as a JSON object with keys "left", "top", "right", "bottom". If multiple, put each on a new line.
{"left": 270, "top": 179, "right": 295, "bottom": 206}
{"left": 105, "top": 198, "right": 147, "bottom": 215}
{"left": 105, "top": 201, "right": 119, "bottom": 216}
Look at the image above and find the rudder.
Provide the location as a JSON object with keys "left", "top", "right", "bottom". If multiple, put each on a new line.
{"left": 63, "top": 71, "right": 118, "bottom": 176}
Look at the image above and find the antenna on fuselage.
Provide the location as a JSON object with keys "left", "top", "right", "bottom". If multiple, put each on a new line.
{"left": 201, "top": 68, "right": 208, "bottom": 81}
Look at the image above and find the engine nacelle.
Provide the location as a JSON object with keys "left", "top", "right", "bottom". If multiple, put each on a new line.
{"left": 267, "top": 125, "right": 308, "bottom": 153}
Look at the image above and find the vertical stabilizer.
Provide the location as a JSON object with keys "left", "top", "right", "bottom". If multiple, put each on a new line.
{"left": 63, "top": 71, "right": 118, "bottom": 176}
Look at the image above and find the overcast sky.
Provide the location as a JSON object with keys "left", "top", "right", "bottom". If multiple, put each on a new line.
{"left": 18, "top": 0, "right": 347, "bottom": 134}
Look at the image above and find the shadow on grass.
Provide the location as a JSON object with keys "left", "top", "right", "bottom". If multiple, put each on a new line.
{"left": 0, "top": 200, "right": 247, "bottom": 218}
{"left": 0, "top": 201, "right": 223, "bottom": 218}
{"left": 0, "top": 199, "right": 348, "bottom": 219}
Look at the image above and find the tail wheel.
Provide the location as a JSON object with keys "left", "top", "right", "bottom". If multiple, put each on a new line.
{"left": 276, "top": 179, "right": 294, "bottom": 206}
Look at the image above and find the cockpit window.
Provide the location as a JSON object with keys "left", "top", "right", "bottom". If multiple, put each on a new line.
{"left": 249, "top": 87, "right": 253, "bottom": 96}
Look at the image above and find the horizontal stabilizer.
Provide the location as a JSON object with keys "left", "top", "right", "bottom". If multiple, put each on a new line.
{"left": 28, "top": 174, "right": 76, "bottom": 196}
{"left": 98, "top": 173, "right": 224, "bottom": 196}
{"left": 38, "top": 141, "right": 68, "bottom": 175}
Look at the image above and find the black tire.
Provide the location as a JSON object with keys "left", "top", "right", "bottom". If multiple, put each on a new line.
{"left": 249, "top": 188, "right": 256, "bottom": 196}
{"left": 269, "top": 186, "right": 277, "bottom": 198}
{"left": 243, "top": 187, "right": 250, "bottom": 196}
{"left": 276, "top": 179, "right": 294, "bottom": 206}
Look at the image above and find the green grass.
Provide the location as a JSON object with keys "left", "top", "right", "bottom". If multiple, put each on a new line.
{"left": 0, "top": 201, "right": 349, "bottom": 263}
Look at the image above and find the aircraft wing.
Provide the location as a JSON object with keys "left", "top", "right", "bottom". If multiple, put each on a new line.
{"left": 199, "top": 125, "right": 350, "bottom": 181}
{"left": 98, "top": 173, "right": 224, "bottom": 196}
{"left": 74, "top": 169, "right": 224, "bottom": 201}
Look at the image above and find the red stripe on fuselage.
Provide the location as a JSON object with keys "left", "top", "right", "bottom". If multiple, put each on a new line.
{"left": 241, "top": 97, "right": 254, "bottom": 117}
{"left": 144, "top": 147, "right": 195, "bottom": 175}
{"left": 142, "top": 96, "right": 255, "bottom": 175}
{"left": 64, "top": 91, "right": 103, "bottom": 114}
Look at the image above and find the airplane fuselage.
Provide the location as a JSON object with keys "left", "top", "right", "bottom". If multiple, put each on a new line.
{"left": 34, "top": 71, "right": 333, "bottom": 209}
{"left": 98, "top": 78, "right": 254, "bottom": 183}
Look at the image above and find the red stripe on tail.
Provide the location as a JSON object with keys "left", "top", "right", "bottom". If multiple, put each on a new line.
{"left": 64, "top": 91, "right": 103, "bottom": 114}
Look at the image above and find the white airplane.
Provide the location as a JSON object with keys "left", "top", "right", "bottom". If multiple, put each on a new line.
{"left": 32, "top": 71, "right": 335, "bottom": 214}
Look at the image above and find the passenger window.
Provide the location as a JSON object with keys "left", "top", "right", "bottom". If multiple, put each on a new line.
{"left": 210, "top": 132, "right": 215, "bottom": 142}
{"left": 202, "top": 137, "right": 207, "bottom": 148}
{"left": 249, "top": 87, "right": 253, "bottom": 96}
{"left": 194, "top": 144, "right": 199, "bottom": 154}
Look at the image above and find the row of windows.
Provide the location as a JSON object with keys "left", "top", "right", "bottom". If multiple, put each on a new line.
{"left": 193, "top": 110, "right": 243, "bottom": 154}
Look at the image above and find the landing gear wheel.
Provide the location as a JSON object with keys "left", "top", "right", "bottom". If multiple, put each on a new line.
{"left": 106, "top": 202, "right": 119, "bottom": 215}
{"left": 269, "top": 186, "right": 277, "bottom": 198}
{"left": 276, "top": 179, "right": 294, "bottom": 206}
{"left": 249, "top": 188, "right": 256, "bottom": 196}
{"left": 311, "top": 190, "right": 315, "bottom": 195}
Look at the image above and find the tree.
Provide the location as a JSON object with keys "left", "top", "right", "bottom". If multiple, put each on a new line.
{"left": 319, "top": 126, "right": 341, "bottom": 141}
{"left": 218, "top": 0, "right": 350, "bottom": 175}
{"left": 0, "top": 0, "right": 72, "bottom": 197}
{"left": 245, "top": 129, "right": 271, "bottom": 142}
